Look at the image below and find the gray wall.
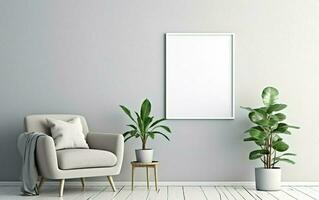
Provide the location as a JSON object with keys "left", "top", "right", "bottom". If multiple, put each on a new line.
{"left": 1, "top": 0, "right": 319, "bottom": 181}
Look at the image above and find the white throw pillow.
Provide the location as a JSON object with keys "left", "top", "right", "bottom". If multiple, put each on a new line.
{"left": 47, "top": 117, "right": 89, "bottom": 150}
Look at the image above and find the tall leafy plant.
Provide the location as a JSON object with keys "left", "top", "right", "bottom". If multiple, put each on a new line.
{"left": 241, "top": 87, "right": 299, "bottom": 168}
{"left": 120, "top": 99, "right": 171, "bottom": 150}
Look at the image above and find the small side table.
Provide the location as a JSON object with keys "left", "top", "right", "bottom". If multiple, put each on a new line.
{"left": 131, "top": 161, "right": 159, "bottom": 191}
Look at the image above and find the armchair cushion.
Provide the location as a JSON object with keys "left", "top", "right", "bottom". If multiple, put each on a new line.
{"left": 47, "top": 117, "right": 89, "bottom": 150}
{"left": 56, "top": 149, "right": 117, "bottom": 170}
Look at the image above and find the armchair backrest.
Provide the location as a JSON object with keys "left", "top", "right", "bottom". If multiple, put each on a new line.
{"left": 24, "top": 114, "right": 89, "bottom": 137}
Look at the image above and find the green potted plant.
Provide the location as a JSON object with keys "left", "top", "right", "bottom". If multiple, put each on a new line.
{"left": 120, "top": 98, "right": 171, "bottom": 163}
{"left": 241, "top": 87, "right": 299, "bottom": 191}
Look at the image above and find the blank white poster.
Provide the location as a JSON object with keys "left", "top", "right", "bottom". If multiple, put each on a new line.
{"left": 165, "top": 33, "right": 234, "bottom": 119}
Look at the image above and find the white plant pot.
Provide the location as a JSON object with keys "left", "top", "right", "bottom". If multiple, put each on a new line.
{"left": 135, "top": 149, "right": 153, "bottom": 163}
{"left": 255, "top": 167, "right": 281, "bottom": 191}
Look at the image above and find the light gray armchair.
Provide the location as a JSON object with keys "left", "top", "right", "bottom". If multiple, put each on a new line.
{"left": 24, "top": 114, "right": 124, "bottom": 197}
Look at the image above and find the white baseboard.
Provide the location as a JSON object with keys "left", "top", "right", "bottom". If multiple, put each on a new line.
{"left": 1, "top": 181, "right": 319, "bottom": 187}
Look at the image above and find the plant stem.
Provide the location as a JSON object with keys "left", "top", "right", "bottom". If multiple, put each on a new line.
{"left": 142, "top": 141, "right": 146, "bottom": 150}
{"left": 142, "top": 135, "right": 147, "bottom": 150}
{"left": 141, "top": 136, "right": 146, "bottom": 150}
{"left": 266, "top": 130, "right": 271, "bottom": 168}
{"left": 272, "top": 151, "right": 276, "bottom": 167}
{"left": 269, "top": 131, "right": 273, "bottom": 168}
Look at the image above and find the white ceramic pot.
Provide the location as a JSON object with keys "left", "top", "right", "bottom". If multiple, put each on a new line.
{"left": 135, "top": 149, "right": 153, "bottom": 163}
{"left": 255, "top": 167, "right": 281, "bottom": 191}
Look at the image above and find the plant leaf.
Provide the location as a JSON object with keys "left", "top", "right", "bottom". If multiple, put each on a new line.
{"left": 255, "top": 119, "right": 277, "bottom": 127}
{"left": 249, "top": 149, "right": 269, "bottom": 160}
{"left": 255, "top": 107, "right": 268, "bottom": 113}
{"left": 150, "top": 118, "right": 166, "bottom": 128}
{"left": 273, "top": 123, "right": 289, "bottom": 133}
{"left": 244, "top": 137, "right": 265, "bottom": 146}
{"left": 240, "top": 106, "right": 255, "bottom": 112}
{"left": 148, "top": 132, "right": 155, "bottom": 139}
{"left": 273, "top": 157, "right": 295, "bottom": 164}
{"left": 249, "top": 111, "right": 266, "bottom": 123}
{"left": 268, "top": 118, "right": 279, "bottom": 127}
{"left": 124, "top": 135, "right": 134, "bottom": 142}
{"left": 255, "top": 140, "right": 265, "bottom": 146}
{"left": 245, "top": 126, "right": 264, "bottom": 133}
{"left": 152, "top": 131, "right": 170, "bottom": 141}
{"left": 135, "top": 133, "right": 140, "bottom": 138}
{"left": 287, "top": 125, "right": 300, "bottom": 129}
{"left": 267, "top": 104, "right": 287, "bottom": 113}
{"left": 243, "top": 137, "right": 257, "bottom": 141}
{"left": 135, "top": 112, "right": 144, "bottom": 133}
{"left": 262, "top": 87, "right": 279, "bottom": 106}
{"left": 143, "top": 117, "right": 153, "bottom": 130}
{"left": 120, "top": 105, "right": 136, "bottom": 123}
{"left": 249, "top": 129, "right": 267, "bottom": 140}
{"left": 127, "top": 124, "right": 137, "bottom": 130}
{"left": 273, "top": 141, "right": 289, "bottom": 152}
{"left": 274, "top": 113, "right": 286, "bottom": 121}
{"left": 272, "top": 134, "right": 283, "bottom": 142}
{"left": 153, "top": 125, "right": 171, "bottom": 133}
{"left": 130, "top": 130, "right": 137, "bottom": 136}
{"left": 123, "top": 131, "right": 132, "bottom": 138}
{"left": 279, "top": 131, "right": 291, "bottom": 135}
{"left": 140, "top": 99, "right": 151, "bottom": 120}
{"left": 278, "top": 153, "right": 296, "bottom": 157}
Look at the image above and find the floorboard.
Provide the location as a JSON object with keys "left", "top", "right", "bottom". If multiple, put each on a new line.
{"left": 282, "top": 187, "right": 315, "bottom": 200}
{"left": 93, "top": 186, "right": 123, "bottom": 200}
{"left": 167, "top": 186, "right": 184, "bottom": 200}
{"left": 201, "top": 186, "right": 221, "bottom": 200}
{"left": 183, "top": 186, "right": 206, "bottom": 200}
{"left": 226, "top": 187, "right": 245, "bottom": 200}
{"left": 215, "top": 186, "right": 229, "bottom": 200}
{"left": 126, "top": 186, "right": 149, "bottom": 200}
{"left": 293, "top": 186, "right": 318, "bottom": 199}
{"left": 267, "top": 190, "right": 296, "bottom": 200}
{"left": 0, "top": 184, "right": 318, "bottom": 200}
{"left": 147, "top": 186, "right": 167, "bottom": 200}
{"left": 234, "top": 186, "right": 257, "bottom": 200}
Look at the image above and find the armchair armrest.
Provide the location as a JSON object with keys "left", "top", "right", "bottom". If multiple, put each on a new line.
{"left": 36, "top": 135, "right": 60, "bottom": 179}
{"left": 87, "top": 132, "right": 124, "bottom": 171}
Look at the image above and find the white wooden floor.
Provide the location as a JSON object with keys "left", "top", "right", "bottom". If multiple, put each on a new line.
{"left": 1, "top": 185, "right": 319, "bottom": 200}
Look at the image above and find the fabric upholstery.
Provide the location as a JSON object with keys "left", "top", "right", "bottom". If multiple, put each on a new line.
{"left": 35, "top": 132, "right": 124, "bottom": 179}
{"left": 26, "top": 114, "right": 124, "bottom": 180}
{"left": 47, "top": 117, "right": 89, "bottom": 150}
{"left": 25, "top": 114, "right": 89, "bottom": 137}
{"left": 56, "top": 149, "right": 117, "bottom": 170}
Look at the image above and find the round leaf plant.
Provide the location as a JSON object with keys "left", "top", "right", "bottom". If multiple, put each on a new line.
{"left": 241, "top": 87, "right": 299, "bottom": 168}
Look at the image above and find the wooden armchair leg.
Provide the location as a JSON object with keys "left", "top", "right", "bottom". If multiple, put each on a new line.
{"left": 37, "top": 176, "right": 45, "bottom": 192}
{"left": 80, "top": 178, "right": 85, "bottom": 190}
{"left": 59, "top": 179, "right": 65, "bottom": 197}
{"left": 107, "top": 176, "right": 116, "bottom": 192}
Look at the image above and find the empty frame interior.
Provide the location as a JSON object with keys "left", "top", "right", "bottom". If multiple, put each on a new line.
{"left": 165, "top": 33, "right": 234, "bottom": 119}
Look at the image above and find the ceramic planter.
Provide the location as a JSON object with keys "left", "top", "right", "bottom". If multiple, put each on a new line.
{"left": 255, "top": 167, "right": 281, "bottom": 191}
{"left": 135, "top": 149, "right": 153, "bottom": 163}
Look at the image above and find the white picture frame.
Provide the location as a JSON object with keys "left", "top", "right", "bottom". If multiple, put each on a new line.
{"left": 165, "top": 33, "right": 235, "bottom": 119}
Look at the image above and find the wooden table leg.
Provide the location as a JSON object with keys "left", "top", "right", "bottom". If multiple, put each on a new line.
{"left": 154, "top": 166, "right": 158, "bottom": 191}
{"left": 146, "top": 167, "right": 149, "bottom": 190}
{"left": 131, "top": 166, "right": 135, "bottom": 191}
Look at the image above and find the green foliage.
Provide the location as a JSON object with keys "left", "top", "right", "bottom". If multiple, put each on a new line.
{"left": 241, "top": 87, "right": 299, "bottom": 168}
{"left": 120, "top": 99, "right": 171, "bottom": 150}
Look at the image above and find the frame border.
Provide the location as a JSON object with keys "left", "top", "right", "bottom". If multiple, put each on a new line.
{"left": 165, "top": 33, "right": 235, "bottom": 120}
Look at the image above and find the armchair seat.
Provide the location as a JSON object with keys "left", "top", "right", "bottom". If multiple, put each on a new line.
{"left": 57, "top": 149, "right": 117, "bottom": 170}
